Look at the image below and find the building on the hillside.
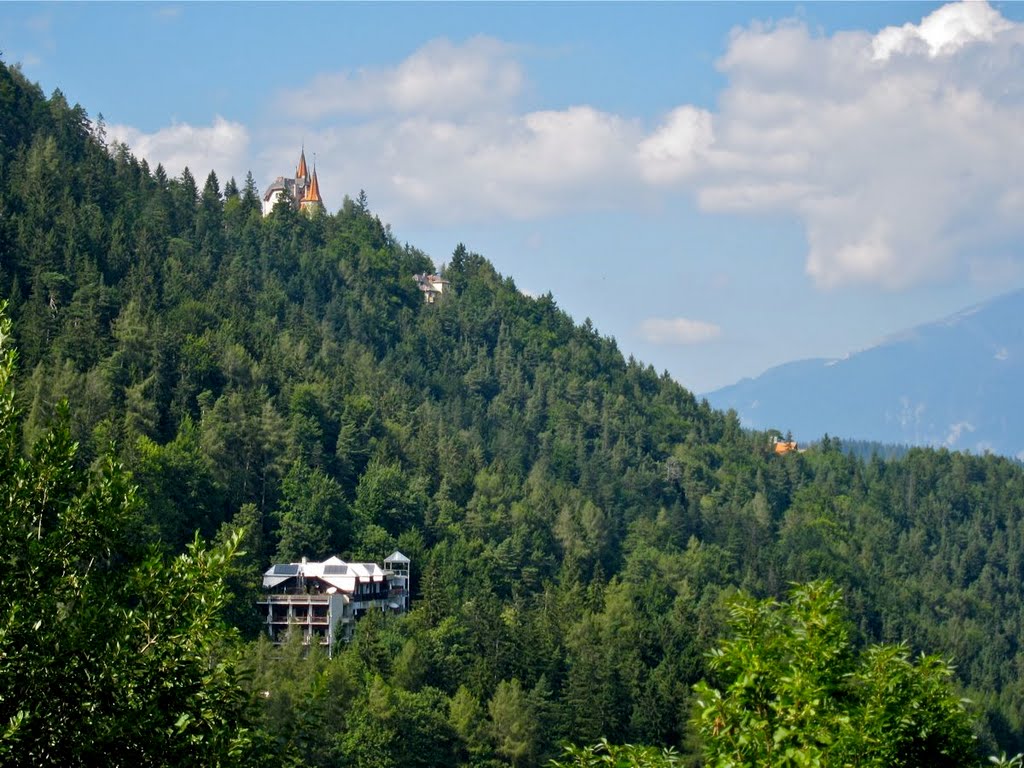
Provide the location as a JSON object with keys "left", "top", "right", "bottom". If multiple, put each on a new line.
{"left": 262, "top": 147, "right": 324, "bottom": 216}
{"left": 256, "top": 551, "right": 410, "bottom": 655}
{"left": 771, "top": 435, "right": 798, "bottom": 455}
{"left": 414, "top": 273, "right": 450, "bottom": 303}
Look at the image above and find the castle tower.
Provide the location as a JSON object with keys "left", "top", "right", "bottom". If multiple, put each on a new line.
{"left": 300, "top": 164, "right": 324, "bottom": 215}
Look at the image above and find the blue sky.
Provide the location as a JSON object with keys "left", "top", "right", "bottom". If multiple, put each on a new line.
{"left": 4, "top": 1, "right": 1024, "bottom": 393}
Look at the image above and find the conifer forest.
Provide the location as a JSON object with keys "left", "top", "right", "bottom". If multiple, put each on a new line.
{"left": 4, "top": 58, "right": 1024, "bottom": 766}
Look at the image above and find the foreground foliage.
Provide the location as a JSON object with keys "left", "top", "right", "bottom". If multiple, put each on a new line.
{"left": 694, "top": 582, "right": 978, "bottom": 767}
{"left": 0, "top": 307, "right": 264, "bottom": 766}
{"left": 549, "top": 738, "right": 681, "bottom": 767}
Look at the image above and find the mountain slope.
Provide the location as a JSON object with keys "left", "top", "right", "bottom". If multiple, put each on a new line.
{"left": 9, "top": 55, "right": 1024, "bottom": 760}
{"left": 706, "top": 290, "right": 1024, "bottom": 457}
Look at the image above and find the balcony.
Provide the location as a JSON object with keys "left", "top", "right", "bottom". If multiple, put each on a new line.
{"left": 259, "top": 593, "right": 330, "bottom": 603}
{"left": 350, "top": 590, "right": 391, "bottom": 603}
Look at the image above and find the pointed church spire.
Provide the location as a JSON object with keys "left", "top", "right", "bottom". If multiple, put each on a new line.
{"left": 296, "top": 146, "right": 309, "bottom": 182}
{"left": 300, "top": 163, "right": 324, "bottom": 215}
{"left": 304, "top": 164, "right": 322, "bottom": 204}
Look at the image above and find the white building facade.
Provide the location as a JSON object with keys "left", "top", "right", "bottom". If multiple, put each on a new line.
{"left": 414, "top": 273, "right": 450, "bottom": 303}
{"left": 256, "top": 551, "right": 410, "bottom": 655}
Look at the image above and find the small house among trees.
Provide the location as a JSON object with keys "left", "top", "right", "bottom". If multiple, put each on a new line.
{"left": 414, "top": 273, "right": 450, "bottom": 303}
{"left": 770, "top": 433, "right": 799, "bottom": 454}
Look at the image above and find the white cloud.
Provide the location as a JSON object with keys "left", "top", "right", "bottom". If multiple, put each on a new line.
{"left": 267, "top": 38, "right": 704, "bottom": 224}
{"left": 691, "top": 0, "right": 1024, "bottom": 289}
{"left": 274, "top": 105, "right": 645, "bottom": 224}
{"left": 298, "top": 7, "right": 1024, "bottom": 291}
{"left": 872, "top": 1, "right": 1012, "bottom": 60}
{"left": 120, "top": 4, "right": 1024, "bottom": 293}
{"left": 277, "top": 36, "right": 523, "bottom": 119}
{"left": 639, "top": 317, "right": 722, "bottom": 345}
{"left": 945, "top": 420, "right": 975, "bottom": 446}
{"left": 637, "top": 105, "right": 713, "bottom": 183}
{"left": 108, "top": 116, "right": 250, "bottom": 183}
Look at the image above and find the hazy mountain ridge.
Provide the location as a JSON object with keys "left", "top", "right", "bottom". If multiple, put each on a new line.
{"left": 706, "top": 289, "right": 1024, "bottom": 458}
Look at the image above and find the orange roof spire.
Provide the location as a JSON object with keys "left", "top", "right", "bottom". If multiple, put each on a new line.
{"left": 296, "top": 146, "right": 309, "bottom": 181}
{"left": 304, "top": 164, "right": 322, "bottom": 204}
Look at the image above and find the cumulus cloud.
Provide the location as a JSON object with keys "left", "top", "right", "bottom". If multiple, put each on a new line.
{"left": 108, "top": 116, "right": 250, "bottom": 183}
{"left": 267, "top": 38, "right": 722, "bottom": 224}
{"left": 639, "top": 317, "right": 722, "bottom": 345}
{"left": 272, "top": 104, "right": 646, "bottom": 224}
{"left": 692, "top": 0, "right": 1024, "bottom": 289}
{"left": 123, "top": 4, "right": 1024, "bottom": 293}
{"left": 637, "top": 106, "right": 713, "bottom": 184}
{"left": 265, "top": 37, "right": 672, "bottom": 223}
{"left": 277, "top": 36, "right": 523, "bottom": 119}
{"left": 872, "top": 1, "right": 1012, "bottom": 60}
{"left": 285, "top": 6, "right": 1024, "bottom": 291}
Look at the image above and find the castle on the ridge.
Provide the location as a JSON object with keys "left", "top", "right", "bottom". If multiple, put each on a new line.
{"left": 262, "top": 147, "right": 324, "bottom": 216}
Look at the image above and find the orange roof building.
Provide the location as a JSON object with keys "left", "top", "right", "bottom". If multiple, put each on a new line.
{"left": 262, "top": 147, "right": 325, "bottom": 216}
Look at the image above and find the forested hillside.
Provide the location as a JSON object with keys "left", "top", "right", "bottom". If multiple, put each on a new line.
{"left": 5, "top": 57, "right": 1024, "bottom": 764}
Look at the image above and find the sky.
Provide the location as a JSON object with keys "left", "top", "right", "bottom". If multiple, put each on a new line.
{"left": 3, "top": 1, "right": 1024, "bottom": 394}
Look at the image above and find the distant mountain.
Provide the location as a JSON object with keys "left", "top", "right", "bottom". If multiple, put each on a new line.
{"left": 705, "top": 290, "right": 1024, "bottom": 459}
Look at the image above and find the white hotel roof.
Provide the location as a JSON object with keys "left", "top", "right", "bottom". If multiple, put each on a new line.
{"left": 262, "top": 554, "right": 406, "bottom": 592}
